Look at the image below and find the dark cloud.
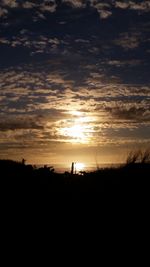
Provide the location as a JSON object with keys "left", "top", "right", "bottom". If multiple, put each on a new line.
{"left": 0, "top": 0, "right": 149, "bottom": 82}
{"left": 104, "top": 105, "right": 150, "bottom": 123}
{"left": 0, "top": 115, "right": 44, "bottom": 131}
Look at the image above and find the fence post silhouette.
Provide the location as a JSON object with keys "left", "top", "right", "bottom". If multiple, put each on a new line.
{"left": 71, "top": 162, "right": 75, "bottom": 175}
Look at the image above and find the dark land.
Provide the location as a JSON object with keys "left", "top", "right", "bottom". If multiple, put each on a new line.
{"left": 1, "top": 150, "right": 150, "bottom": 203}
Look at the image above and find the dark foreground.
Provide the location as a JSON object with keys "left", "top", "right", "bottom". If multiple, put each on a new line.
{"left": 1, "top": 159, "right": 150, "bottom": 202}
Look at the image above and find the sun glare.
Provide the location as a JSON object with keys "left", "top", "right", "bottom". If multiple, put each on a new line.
{"left": 67, "top": 125, "right": 84, "bottom": 139}
{"left": 69, "top": 111, "right": 82, "bottom": 116}
{"left": 75, "top": 162, "right": 85, "bottom": 172}
{"left": 60, "top": 123, "right": 89, "bottom": 143}
{"left": 59, "top": 110, "right": 95, "bottom": 143}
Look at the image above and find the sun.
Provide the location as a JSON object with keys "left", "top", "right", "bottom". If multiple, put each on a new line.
{"left": 60, "top": 123, "right": 88, "bottom": 143}
{"left": 67, "top": 125, "right": 84, "bottom": 139}
{"left": 75, "top": 162, "right": 85, "bottom": 173}
{"left": 59, "top": 110, "right": 95, "bottom": 143}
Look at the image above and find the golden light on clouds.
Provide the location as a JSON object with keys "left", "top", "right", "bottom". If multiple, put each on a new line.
{"left": 60, "top": 124, "right": 88, "bottom": 143}
{"left": 59, "top": 110, "right": 96, "bottom": 143}
{"left": 69, "top": 111, "right": 82, "bottom": 116}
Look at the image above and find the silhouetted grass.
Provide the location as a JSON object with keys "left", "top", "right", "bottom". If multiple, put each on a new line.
{"left": 1, "top": 149, "right": 150, "bottom": 201}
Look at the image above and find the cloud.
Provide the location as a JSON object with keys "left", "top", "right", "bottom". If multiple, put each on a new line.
{"left": 114, "top": 33, "right": 141, "bottom": 50}
{"left": 0, "top": 0, "right": 150, "bottom": 160}
{"left": 1, "top": 0, "right": 18, "bottom": 8}
{"left": 129, "top": 1, "right": 150, "bottom": 12}
{"left": 40, "top": 1, "right": 57, "bottom": 13}
{"left": 98, "top": 9, "right": 112, "bottom": 19}
{"left": 115, "top": 1, "right": 150, "bottom": 12}
{"left": 115, "top": 1, "right": 129, "bottom": 9}
{"left": 0, "top": 37, "right": 10, "bottom": 44}
{"left": 0, "top": 116, "right": 44, "bottom": 131}
{"left": 89, "top": 1, "right": 112, "bottom": 19}
{"left": 0, "top": 0, "right": 150, "bottom": 22}
{"left": 1, "top": 65, "right": 149, "bottom": 143}
{"left": 104, "top": 103, "right": 150, "bottom": 123}
{"left": 22, "top": 1, "right": 36, "bottom": 9}
{"left": 63, "top": 0, "right": 85, "bottom": 8}
{"left": 0, "top": 7, "right": 8, "bottom": 17}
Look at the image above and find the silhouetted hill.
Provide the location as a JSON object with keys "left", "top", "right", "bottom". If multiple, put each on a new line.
{"left": 0, "top": 158, "right": 150, "bottom": 201}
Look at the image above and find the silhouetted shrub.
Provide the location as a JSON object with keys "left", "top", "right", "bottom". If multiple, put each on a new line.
{"left": 126, "top": 149, "right": 150, "bottom": 165}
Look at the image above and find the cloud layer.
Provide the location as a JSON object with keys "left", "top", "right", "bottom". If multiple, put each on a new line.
{"left": 0, "top": 0, "right": 150, "bottom": 163}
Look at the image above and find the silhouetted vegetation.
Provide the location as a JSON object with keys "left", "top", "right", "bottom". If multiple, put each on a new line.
{"left": 126, "top": 149, "right": 150, "bottom": 165}
{"left": 1, "top": 149, "right": 150, "bottom": 200}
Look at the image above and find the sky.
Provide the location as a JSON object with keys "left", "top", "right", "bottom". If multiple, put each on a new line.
{"left": 0, "top": 0, "right": 150, "bottom": 167}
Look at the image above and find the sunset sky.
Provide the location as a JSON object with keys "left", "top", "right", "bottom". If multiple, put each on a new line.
{"left": 0, "top": 0, "right": 150, "bottom": 167}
